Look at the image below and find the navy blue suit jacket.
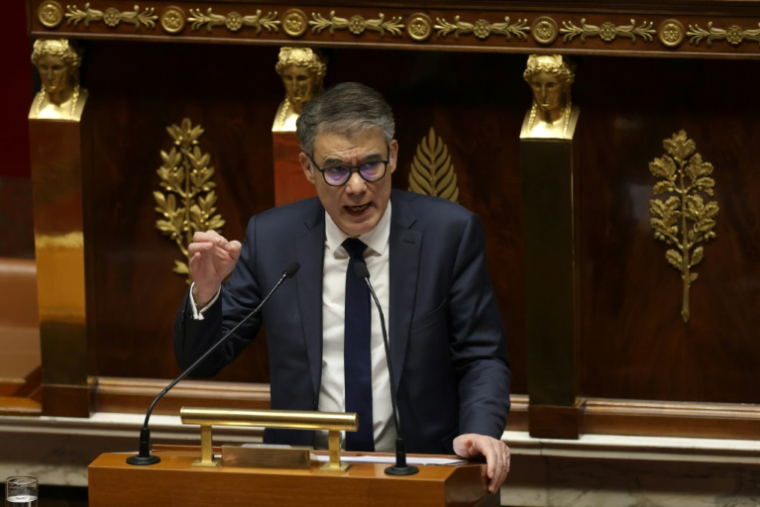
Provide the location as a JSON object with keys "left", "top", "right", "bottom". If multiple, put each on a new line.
{"left": 175, "top": 189, "right": 511, "bottom": 454}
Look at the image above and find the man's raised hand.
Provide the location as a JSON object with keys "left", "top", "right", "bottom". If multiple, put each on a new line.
{"left": 188, "top": 230, "right": 242, "bottom": 307}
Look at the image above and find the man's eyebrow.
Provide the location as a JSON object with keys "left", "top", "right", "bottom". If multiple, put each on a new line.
{"left": 321, "top": 151, "right": 383, "bottom": 165}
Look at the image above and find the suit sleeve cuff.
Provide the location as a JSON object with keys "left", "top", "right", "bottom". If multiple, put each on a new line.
{"left": 189, "top": 282, "right": 221, "bottom": 320}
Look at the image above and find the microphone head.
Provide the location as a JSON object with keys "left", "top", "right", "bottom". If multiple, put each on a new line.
{"left": 354, "top": 262, "right": 370, "bottom": 280}
{"left": 283, "top": 261, "right": 301, "bottom": 278}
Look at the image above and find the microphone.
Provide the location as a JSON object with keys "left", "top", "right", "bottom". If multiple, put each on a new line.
{"left": 353, "top": 262, "right": 419, "bottom": 476}
{"left": 127, "top": 260, "right": 301, "bottom": 466}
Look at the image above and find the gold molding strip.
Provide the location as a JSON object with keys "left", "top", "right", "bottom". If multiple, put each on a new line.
{"left": 34, "top": 4, "right": 760, "bottom": 53}
{"left": 408, "top": 127, "right": 459, "bottom": 204}
{"left": 308, "top": 11, "right": 404, "bottom": 37}
{"left": 649, "top": 130, "right": 719, "bottom": 323}
{"left": 65, "top": 3, "right": 157, "bottom": 29}
{"left": 560, "top": 18, "right": 655, "bottom": 43}
{"left": 687, "top": 22, "right": 760, "bottom": 46}
{"left": 154, "top": 118, "right": 225, "bottom": 281}
{"left": 434, "top": 16, "right": 529, "bottom": 41}
{"left": 187, "top": 8, "right": 280, "bottom": 33}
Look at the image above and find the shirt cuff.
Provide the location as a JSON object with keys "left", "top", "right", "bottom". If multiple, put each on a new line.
{"left": 189, "top": 282, "right": 221, "bottom": 320}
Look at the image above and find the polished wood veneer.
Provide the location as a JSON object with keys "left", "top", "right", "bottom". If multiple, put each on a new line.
{"left": 89, "top": 449, "right": 498, "bottom": 507}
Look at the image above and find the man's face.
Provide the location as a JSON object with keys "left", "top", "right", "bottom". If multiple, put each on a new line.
{"left": 281, "top": 65, "right": 315, "bottom": 112}
{"left": 300, "top": 128, "right": 398, "bottom": 238}
{"left": 37, "top": 54, "right": 71, "bottom": 94}
{"left": 530, "top": 71, "right": 563, "bottom": 112}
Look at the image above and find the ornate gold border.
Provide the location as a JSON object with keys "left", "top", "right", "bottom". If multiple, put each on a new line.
{"left": 31, "top": 4, "right": 760, "bottom": 52}
{"left": 187, "top": 8, "right": 280, "bottom": 33}
{"left": 687, "top": 22, "right": 760, "bottom": 46}
{"left": 66, "top": 3, "right": 158, "bottom": 29}
{"left": 434, "top": 15, "right": 529, "bottom": 41}
{"left": 309, "top": 11, "right": 404, "bottom": 37}
{"left": 560, "top": 18, "right": 656, "bottom": 43}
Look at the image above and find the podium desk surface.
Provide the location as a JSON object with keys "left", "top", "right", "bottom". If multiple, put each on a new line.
{"left": 88, "top": 449, "right": 498, "bottom": 507}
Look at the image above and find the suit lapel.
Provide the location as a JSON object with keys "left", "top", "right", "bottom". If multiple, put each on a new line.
{"left": 295, "top": 204, "right": 325, "bottom": 401}
{"left": 389, "top": 192, "right": 421, "bottom": 394}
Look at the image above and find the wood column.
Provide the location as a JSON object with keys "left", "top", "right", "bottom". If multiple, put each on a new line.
{"left": 29, "top": 109, "right": 96, "bottom": 417}
{"left": 520, "top": 128, "right": 583, "bottom": 439}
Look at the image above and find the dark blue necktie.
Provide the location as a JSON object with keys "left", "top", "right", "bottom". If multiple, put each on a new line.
{"left": 342, "top": 238, "right": 374, "bottom": 452}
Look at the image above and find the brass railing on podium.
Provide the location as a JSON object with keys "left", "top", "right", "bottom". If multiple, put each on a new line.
{"left": 180, "top": 407, "right": 358, "bottom": 471}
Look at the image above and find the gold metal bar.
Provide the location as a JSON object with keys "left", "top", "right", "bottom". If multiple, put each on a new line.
{"left": 181, "top": 408, "right": 357, "bottom": 472}
{"left": 181, "top": 407, "right": 358, "bottom": 432}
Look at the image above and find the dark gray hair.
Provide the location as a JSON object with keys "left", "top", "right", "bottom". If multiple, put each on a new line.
{"left": 296, "top": 82, "right": 395, "bottom": 155}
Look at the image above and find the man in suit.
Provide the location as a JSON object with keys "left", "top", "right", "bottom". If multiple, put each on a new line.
{"left": 175, "top": 82, "right": 511, "bottom": 492}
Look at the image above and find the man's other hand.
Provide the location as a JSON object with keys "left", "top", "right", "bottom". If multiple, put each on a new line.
{"left": 453, "top": 433, "right": 510, "bottom": 494}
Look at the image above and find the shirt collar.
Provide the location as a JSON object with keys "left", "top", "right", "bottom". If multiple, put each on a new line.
{"left": 325, "top": 201, "right": 392, "bottom": 256}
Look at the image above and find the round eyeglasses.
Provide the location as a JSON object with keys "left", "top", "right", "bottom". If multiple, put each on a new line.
{"left": 307, "top": 146, "right": 390, "bottom": 187}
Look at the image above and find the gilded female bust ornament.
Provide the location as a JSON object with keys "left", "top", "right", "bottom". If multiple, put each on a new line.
{"left": 272, "top": 47, "right": 327, "bottom": 132}
{"left": 29, "top": 39, "right": 88, "bottom": 121}
{"left": 520, "top": 55, "right": 579, "bottom": 140}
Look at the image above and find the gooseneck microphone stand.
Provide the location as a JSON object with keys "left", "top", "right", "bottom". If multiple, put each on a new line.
{"left": 354, "top": 263, "right": 419, "bottom": 476}
{"left": 126, "top": 261, "right": 300, "bottom": 465}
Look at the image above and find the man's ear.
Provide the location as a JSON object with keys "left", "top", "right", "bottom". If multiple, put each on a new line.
{"left": 299, "top": 152, "right": 316, "bottom": 184}
{"left": 388, "top": 139, "right": 399, "bottom": 174}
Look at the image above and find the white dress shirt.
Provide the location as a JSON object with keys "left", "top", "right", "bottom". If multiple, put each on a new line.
{"left": 315, "top": 202, "right": 395, "bottom": 452}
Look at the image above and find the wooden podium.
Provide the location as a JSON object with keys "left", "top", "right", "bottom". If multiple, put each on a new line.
{"left": 88, "top": 447, "right": 498, "bottom": 507}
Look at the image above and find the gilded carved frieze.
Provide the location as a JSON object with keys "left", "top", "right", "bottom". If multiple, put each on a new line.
{"left": 560, "top": 19, "right": 656, "bottom": 43}
{"left": 408, "top": 128, "right": 459, "bottom": 204}
{"left": 33, "top": 2, "right": 760, "bottom": 54}
{"left": 187, "top": 8, "right": 280, "bottom": 33}
{"left": 154, "top": 118, "right": 225, "bottom": 281}
{"left": 309, "top": 11, "right": 404, "bottom": 37}
{"left": 649, "top": 131, "right": 719, "bottom": 323}
{"left": 687, "top": 22, "right": 760, "bottom": 46}
{"left": 434, "top": 16, "right": 529, "bottom": 41}
{"left": 65, "top": 3, "right": 157, "bottom": 28}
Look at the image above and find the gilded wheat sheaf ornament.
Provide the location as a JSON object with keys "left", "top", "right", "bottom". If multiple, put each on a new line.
{"left": 154, "top": 119, "right": 225, "bottom": 282}
{"left": 649, "top": 130, "right": 719, "bottom": 323}
{"left": 408, "top": 127, "right": 459, "bottom": 203}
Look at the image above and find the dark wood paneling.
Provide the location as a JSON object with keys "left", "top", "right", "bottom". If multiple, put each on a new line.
{"left": 42, "top": 384, "right": 93, "bottom": 417}
{"left": 583, "top": 398, "right": 760, "bottom": 440}
{"left": 0, "top": 177, "right": 36, "bottom": 259}
{"left": 86, "top": 41, "right": 279, "bottom": 382}
{"left": 577, "top": 56, "right": 760, "bottom": 404}
{"left": 95, "top": 377, "right": 271, "bottom": 415}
